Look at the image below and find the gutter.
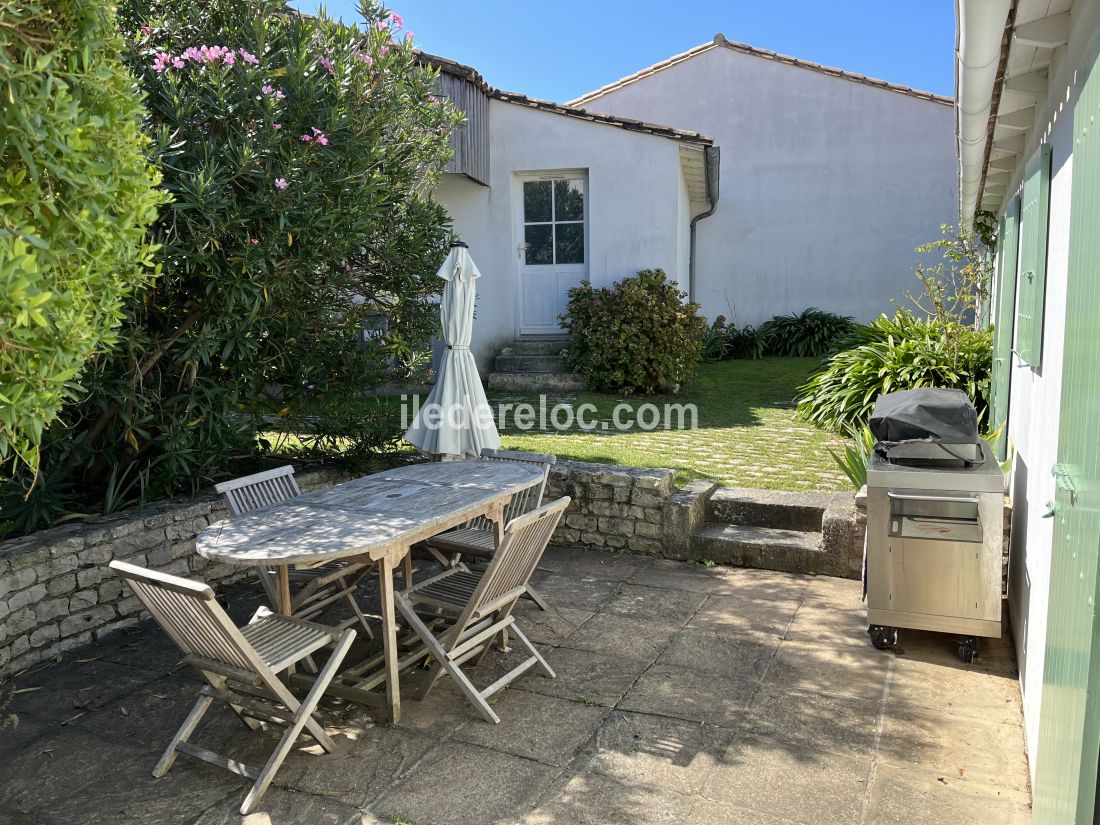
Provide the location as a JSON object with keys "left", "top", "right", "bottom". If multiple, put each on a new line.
{"left": 955, "top": 0, "right": 1012, "bottom": 227}
{"left": 688, "top": 146, "right": 721, "bottom": 303}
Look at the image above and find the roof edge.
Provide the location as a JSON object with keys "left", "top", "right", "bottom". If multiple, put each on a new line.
{"left": 417, "top": 51, "right": 714, "bottom": 146}
{"left": 568, "top": 33, "right": 954, "bottom": 108}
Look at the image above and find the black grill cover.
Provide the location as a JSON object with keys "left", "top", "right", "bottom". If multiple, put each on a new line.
{"left": 869, "top": 388, "right": 979, "bottom": 444}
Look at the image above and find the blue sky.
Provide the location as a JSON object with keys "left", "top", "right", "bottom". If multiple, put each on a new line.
{"left": 293, "top": 1, "right": 956, "bottom": 103}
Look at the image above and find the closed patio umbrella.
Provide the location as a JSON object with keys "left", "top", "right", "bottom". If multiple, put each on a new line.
{"left": 404, "top": 243, "right": 501, "bottom": 459}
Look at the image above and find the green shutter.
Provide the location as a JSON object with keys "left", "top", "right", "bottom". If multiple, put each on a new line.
{"left": 990, "top": 196, "right": 1020, "bottom": 459}
{"left": 1016, "top": 143, "right": 1052, "bottom": 366}
{"left": 1032, "top": 39, "right": 1100, "bottom": 825}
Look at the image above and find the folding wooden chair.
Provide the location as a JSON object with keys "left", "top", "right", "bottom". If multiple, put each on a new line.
{"left": 422, "top": 449, "right": 556, "bottom": 610}
{"left": 215, "top": 466, "right": 375, "bottom": 639}
{"left": 109, "top": 560, "right": 356, "bottom": 815}
{"left": 396, "top": 496, "right": 570, "bottom": 724}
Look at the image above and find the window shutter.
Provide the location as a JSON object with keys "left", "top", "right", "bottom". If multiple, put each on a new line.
{"left": 990, "top": 196, "right": 1020, "bottom": 460}
{"left": 1016, "top": 144, "right": 1052, "bottom": 366}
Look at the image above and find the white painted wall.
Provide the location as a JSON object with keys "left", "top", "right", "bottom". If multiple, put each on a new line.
{"left": 993, "top": 0, "right": 1100, "bottom": 777}
{"left": 434, "top": 99, "right": 691, "bottom": 371}
{"left": 576, "top": 46, "right": 958, "bottom": 326}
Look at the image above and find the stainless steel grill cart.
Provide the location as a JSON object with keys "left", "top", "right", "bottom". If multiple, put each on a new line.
{"left": 864, "top": 389, "right": 1005, "bottom": 662}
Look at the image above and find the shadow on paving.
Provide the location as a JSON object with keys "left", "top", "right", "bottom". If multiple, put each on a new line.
{"left": 0, "top": 547, "right": 1030, "bottom": 825}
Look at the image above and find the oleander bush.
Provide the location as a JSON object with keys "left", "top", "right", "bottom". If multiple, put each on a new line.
{"left": 758, "top": 308, "right": 855, "bottom": 358}
{"left": 0, "top": 0, "right": 165, "bottom": 474}
{"left": 796, "top": 310, "right": 992, "bottom": 432}
{"left": 2, "top": 0, "right": 460, "bottom": 535}
{"left": 561, "top": 269, "right": 707, "bottom": 395}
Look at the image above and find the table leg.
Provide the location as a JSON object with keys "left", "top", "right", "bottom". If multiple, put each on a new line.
{"left": 276, "top": 565, "right": 292, "bottom": 615}
{"left": 403, "top": 553, "right": 414, "bottom": 587}
{"left": 377, "top": 552, "right": 402, "bottom": 724}
{"left": 275, "top": 564, "right": 296, "bottom": 676}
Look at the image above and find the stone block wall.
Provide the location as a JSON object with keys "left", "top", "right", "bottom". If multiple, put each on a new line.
{"left": 0, "top": 467, "right": 348, "bottom": 679}
{"left": 544, "top": 460, "right": 676, "bottom": 556}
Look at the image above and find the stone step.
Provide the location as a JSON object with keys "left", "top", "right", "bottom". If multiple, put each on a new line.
{"left": 501, "top": 338, "right": 570, "bottom": 356}
{"left": 494, "top": 354, "right": 567, "bottom": 374}
{"left": 707, "top": 487, "right": 831, "bottom": 533}
{"left": 692, "top": 523, "right": 828, "bottom": 575}
{"left": 486, "top": 371, "right": 586, "bottom": 393}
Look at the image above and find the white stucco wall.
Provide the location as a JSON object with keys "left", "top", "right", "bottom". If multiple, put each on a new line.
{"left": 993, "top": 0, "right": 1100, "bottom": 777}
{"left": 434, "top": 99, "right": 691, "bottom": 370}
{"left": 576, "top": 46, "right": 958, "bottom": 326}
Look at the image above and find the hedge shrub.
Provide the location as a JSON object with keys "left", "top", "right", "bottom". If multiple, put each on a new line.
{"left": 2, "top": 0, "right": 459, "bottom": 534}
{"left": 796, "top": 311, "right": 992, "bottom": 431}
{"left": 561, "top": 269, "right": 707, "bottom": 395}
{"left": 0, "top": 1, "right": 165, "bottom": 472}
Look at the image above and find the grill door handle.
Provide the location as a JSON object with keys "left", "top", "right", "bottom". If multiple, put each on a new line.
{"left": 886, "top": 492, "right": 981, "bottom": 505}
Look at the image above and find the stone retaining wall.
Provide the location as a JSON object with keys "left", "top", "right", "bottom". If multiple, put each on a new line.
{"left": 544, "top": 461, "right": 676, "bottom": 556}
{"left": 0, "top": 467, "right": 349, "bottom": 679}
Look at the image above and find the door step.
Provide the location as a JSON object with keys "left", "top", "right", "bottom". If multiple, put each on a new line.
{"left": 692, "top": 523, "right": 828, "bottom": 574}
{"left": 487, "top": 338, "right": 582, "bottom": 393}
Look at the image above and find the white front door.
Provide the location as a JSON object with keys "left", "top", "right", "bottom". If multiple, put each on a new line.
{"left": 516, "top": 172, "right": 588, "bottom": 335}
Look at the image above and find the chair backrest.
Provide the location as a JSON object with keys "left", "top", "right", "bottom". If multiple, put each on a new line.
{"left": 469, "top": 449, "right": 556, "bottom": 529}
{"left": 215, "top": 465, "right": 301, "bottom": 516}
{"left": 456, "top": 496, "right": 569, "bottom": 630}
{"left": 110, "top": 560, "right": 271, "bottom": 680}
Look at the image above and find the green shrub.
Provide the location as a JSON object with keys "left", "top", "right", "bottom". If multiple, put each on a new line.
{"left": 561, "top": 269, "right": 707, "bottom": 395}
{"left": 0, "top": 1, "right": 166, "bottom": 472}
{"left": 702, "top": 317, "right": 764, "bottom": 362}
{"left": 3, "top": 0, "right": 459, "bottom": 534}
{"left": 796, "top": 311, "right": 992, "bottom": 431}
{"left": 758, "top": 308, "right": 855, "bottom": 357}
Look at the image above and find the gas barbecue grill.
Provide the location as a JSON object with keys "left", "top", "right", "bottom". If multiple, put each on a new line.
{"left": 864, "top": 388, "right": 1005, "bottom": 662}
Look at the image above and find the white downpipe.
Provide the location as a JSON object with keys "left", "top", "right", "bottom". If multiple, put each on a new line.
{"left": 956, "top": 0, "right": 1012, "bottom": 227}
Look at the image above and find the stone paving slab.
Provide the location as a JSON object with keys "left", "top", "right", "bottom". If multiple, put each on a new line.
{"left": 0, "top": 546, "right": 1031, "bottom": 825}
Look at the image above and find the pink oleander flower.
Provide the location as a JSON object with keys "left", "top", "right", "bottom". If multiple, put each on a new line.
{"left": 300, "top": 134, "right": 312, "bottom": 142}
{"left": 404, "top": 31, "right": 414, "bottom": 42}
{"left": 355, "top": 52, "right": 373, "bottom": 65}
{"left": 274, "top": 177, "right": 288, "bottom": 190}
{"left": 140, "top": 26, "right": 152, "bottom": 35}
{"left": 372, "top": 20, "right": 389, "bottom": 31}
{"left": 379, "top": 44, "right": 390, "bottom": 56}
{"left": 261, "top": 84, "right": 273, "bottom": 94}
{"left": 428, "top": 94, "right": 440, "bottom": 104}
{"left": 238, "top": 49, "right": 259, "bottom": 65}
{"left": 318, "top": 56, "right": 334, "bottom": 74}
{"left": 273, "top": 122, "right": 282, "bottom": 130}
{"left": 172, "top": 56, "right": 185, "bottom": 68}
{"left": 250, "top": 237, "right": 260, "bottom": 245}
{"left": 261, "top": 84, "right": 285, "bottom": 100}
{"left": 152, "top": 52, "right": 173, "bottom": 73}
{"left": 310, "top": 127, "right": 329, "bottom": 146}
{"left": 386, "top": 12, "right": 404, "bottom": 28}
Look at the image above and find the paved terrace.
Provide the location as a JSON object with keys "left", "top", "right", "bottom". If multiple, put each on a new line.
{"left": 0, "top": 549, "right": 1029, "bottom": 825}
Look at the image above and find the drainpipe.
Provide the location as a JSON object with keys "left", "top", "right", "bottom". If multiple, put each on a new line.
{"left": 956, "top": 0, "right": 1012, "bottom": 227}
{"left": 688, "top": 145, "right": 721, "bottom": 304}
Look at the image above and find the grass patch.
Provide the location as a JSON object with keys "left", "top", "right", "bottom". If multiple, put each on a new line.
{"left": 488, "top": 357, "right": 845, "bottom": 492}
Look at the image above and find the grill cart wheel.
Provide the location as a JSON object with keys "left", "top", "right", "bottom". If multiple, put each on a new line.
{"left": 958, "top": 636, "right": 981, "bottom": 663}
{"left": 868, "top": 624, "right": 898, "bottom": 650}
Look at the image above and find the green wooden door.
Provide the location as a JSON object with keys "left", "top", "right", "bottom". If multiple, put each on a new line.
{"left": 990, "top": 196, "right": 1020, "bottom": 460}
{"left": 1032, "top": 40, "right": 1100, "bottom": 825}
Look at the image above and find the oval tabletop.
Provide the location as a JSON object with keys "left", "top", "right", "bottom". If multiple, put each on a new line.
{"left": 196, "top": 460, "right": 546, "bottom": 567}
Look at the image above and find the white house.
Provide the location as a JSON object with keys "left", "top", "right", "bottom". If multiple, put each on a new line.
{"left": 956, "top": 0, "right": 1099, "bottom": 821}
{"left": 568, "top": 34, "right": 959, "bottom": 329}
{"left": 423, "top": 53, "right": 719, "bottom": 373}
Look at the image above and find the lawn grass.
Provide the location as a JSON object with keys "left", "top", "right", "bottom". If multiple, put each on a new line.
{"left": 260, "top": 357, "right": 849, "bottom": 493}
{"left": 488, "top": 357, "right": 848, "bottom": 492}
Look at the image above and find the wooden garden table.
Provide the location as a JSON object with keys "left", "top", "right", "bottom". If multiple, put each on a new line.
{"left": 195, "top": 459, "right": 546, "bottom": 723}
